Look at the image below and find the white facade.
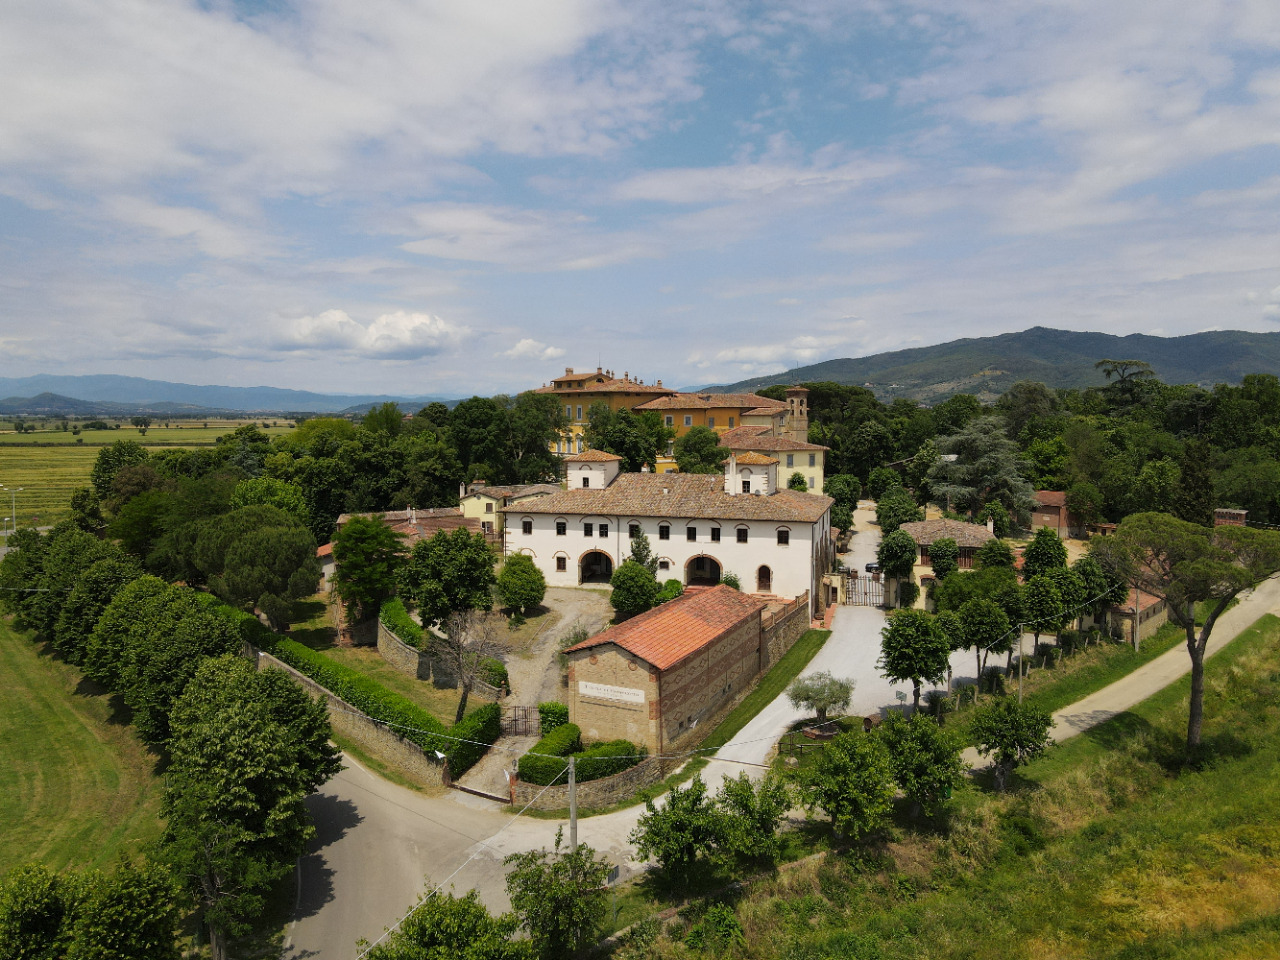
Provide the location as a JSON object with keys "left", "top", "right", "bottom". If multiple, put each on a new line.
{"left": 567, "top": 457, "right": 621, "bottom": 490}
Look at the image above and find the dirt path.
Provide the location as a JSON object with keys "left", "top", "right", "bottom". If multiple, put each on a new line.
{"left": 504, "top": 586, "right": 613, "bottom": 707}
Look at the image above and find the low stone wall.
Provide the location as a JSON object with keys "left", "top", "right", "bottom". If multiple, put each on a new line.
{"left": 761, "top": 590, "right": 810, "bottom": 669}
{"left": 377, "top": 620, "right": 431, "bottom": 680}
{"left": 512, "top": 755, "right": 664, "bottom": 811}
{"left": 255, "top": 649, "right": 446, "bottom": 788}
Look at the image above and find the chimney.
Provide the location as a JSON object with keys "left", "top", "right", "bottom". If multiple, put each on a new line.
{"left": 641, "top": 464, "right": 650, "bottom": 473}
{"left": 565, "top": 367, "right": 573, "bottom": 375}
{"left": 986, "top": 517, "right": 994, "bottom": 533}
{"left": 459, "top": 482, "right": 466, "bottom": 499}
{"left": 657, "top": 379, "right": 663, "bottom": 387}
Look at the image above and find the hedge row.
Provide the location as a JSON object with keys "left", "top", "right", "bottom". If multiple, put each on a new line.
{"left": 266, "top": 638, "right": 499, "bottom": 776}
{"left": 517, "top": 723, "right": 582, "bottom": 785}
{"left": 573, "top": 740, "right": 647, "bottom": 781}
{"left": 379, "top": 598, "right": 423, "bottom": 649}
{"left": 538, "top": 701, "right": 569, "bottom": 735}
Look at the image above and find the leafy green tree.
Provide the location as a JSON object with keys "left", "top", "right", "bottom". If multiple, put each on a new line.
{"left": 625, "top": 531, "right": 659, "bottom": 575}
{"left": 876, "top": 528, "right": 918, "bottom": 584}
{"left": 65, "top": 858, "right": 181, "bottom": 960}
{"left": 823, "top": 474, "right": 861, "bottom": 511}
{"left": 786, "top": 671, "right": 853, "bottom": 725}
{"left": 213, "top": 424, "right": 272, "bottom": 476}
{"left": 929, "top": 417, "right": 1037, "bottom": 525}
{"left": 866, "top": 466, "right": 899, "bottom": 500}
{"left": 1172, "top": 441, "right": 1214, "bottom": 526}
{"left": 929, "top": 537, "right": 959, "bottom": 580}
{"left": 799, "top": 732, "right": 895, "bottom": 840}
{"left": 714, "top": 772, "right": 791, "bottom": 865}
{"left": 52, "top": 557, "right": 141, "bottom": 665}
{"left": 68, "top": 487, "right": 105, "bottom": 533}
{"left": 970, "top": 697, "right": 1054, "bottom": 791}
{"left": 975, "top": 538, "right": 1015, "bottom": 569}
{"left": 879, "top": 608, "right": 951, "bottom": 711}
{"left": 362, "top": 401, "right": 404, "bottom": 436}
{"left": 958, "top": 597, "right": 1013, "bottom": 691}
{"left": 788, "top": 471, "right": 808, "bottom": 491}
{"left": 220, "top": 524, "right": 320, "bottom": 611}
{"left": 361, "top": 890, "right": 532, "bottom": 960}
{"left": 497, "top": 554, "right": 546, "bottom": 614}
{"left": 1044, "top": 567, "right": 1087, "bottom": 635}
{"left": 503, "top": 829, "right": 609, "bottom": 960}
{"left": 875, "top": 485, "right": 923, "bottom": 535}
{"left": 106, "top": 490, "right": 174, "bottom": 561}
{"left": 609, "top": 560, "right": 659, "bottom": 618}
{"left": 332, "top": 515, "right": 406, "bottom": 624}
{"left": 979, "top": 500, "right": 1011, "bottom": 537}
{"left": 1021, "top": 527, "right": 1068, "bottom": 581}
{"left": 1022, "top": 575, "right": 1062, "bottom": 658}
{"left": 229, "top": 476, "right": 311, "bottom": 528}
{"left": 629, "top": 775, "right": 724, "bottom": 878}
{"left": 82, "top": 576, "right": 170, "bottom": 691}
{"left": 129, "top": 416, "right": 152, "bottom": 434}
{"left": 1092, "top": 513, "right": 1280, "bottom": 750}
{"left": 23, "top": 524, "right": 119, "bottom": 641}
{"left": 1072, "top": 553, "right": 1123, "bottom": 634}
{"left": 1066, "top": 481, "right": 1104, "bottom": 529}
{"left": 878, "top": 711, "right": 966, "bottom": 818}
{"left": 656, "top": 578, "right": 684, "bottom": 603}
{"left": 831, "top": 503, "right": 853, "bottom": 532}
{"left": 583, "top": 403, "right": 672, "bottom": 473}
{"left": 435, "top": 610, "right": 511, "bottom": 723}
{"left": 90, "top": 441, "right": 150, "bottom": 499}
{"left": 673, "top": 426, "right": 728, "bottom": 474}
{"left": 399, "top": 528, "right": 496, "bottom": 628}
{"left": 0, "top": 861, "right": 75, "bottom": 960}
{"left": 719, "top": 571, "right": 741, "bottom": 590}
{"left": 994, "top": 380, "right": 1059, "bottom": 442}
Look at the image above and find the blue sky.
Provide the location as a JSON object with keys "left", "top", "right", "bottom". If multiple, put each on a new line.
{"left": 1, "top": 0, "right": 1278, "bottom": 397}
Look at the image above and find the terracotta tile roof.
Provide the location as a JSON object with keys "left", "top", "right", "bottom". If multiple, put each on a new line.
{"left": 465, "top": 483, "right": 561, "bottom": 500}
{"left": 897, "top": 517, "right": 995, "bottom": 549}
{"left": 633, "top": 392, "right": 790, "bottom": 412}
{"left": 720, "top": 425, "right": 828, "bottom": 452}
{"left": 1036, "top": 490, "right": 1067, "bottom": 508}
{"left": 1114, "top": 587, "right": 1166, "bottom": 614}
{"left": 563, "top": 584, "right": 766, "bottom": 671}
{"left": 317, "top": 542, "right": 333, "bottom": 558}
{"left": 336, "top": 508, "right": 481, "bottom": 544}
{"left": 725, "top": 451, "right": 779, "bottom": 465}
{"left": 534, "top": 374, "right": 672, "bottom": 396}
{"left": 565, "top": 449, "right": 624, "bottom": 462}
{"left": 501, "top": 472, "right": 832, "bottom": 523}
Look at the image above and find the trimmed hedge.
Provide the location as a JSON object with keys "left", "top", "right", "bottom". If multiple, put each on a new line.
{"left": 266, "top": 637, "right": 500, "bottom": 776}
{"left": 517, "top": 723, "right": 582, "bottom": 785}
{"left": 480, "top": 657, "right": 508, "bottom": 692}
{"left": 574, "top": 740, "right": 646, "bottom": 781}
{"left": 379, "top": 598, "right": 423, "bottom": 648}
{"left": 538, "top": 701, "right": 569, "bottom": 735}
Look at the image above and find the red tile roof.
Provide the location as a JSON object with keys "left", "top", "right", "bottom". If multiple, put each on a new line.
{"left": 719, "top": 425, "right": 828, "bottom": 452}
{"left": 1036, "top": 490, "right": 1067, "bottom": 508}
{"left": 897, "top": 517, "right": 995, "bottom": 549}
{"left": 726, "top": 450, "right": 779, "bottom": 465}
{"left": 563, "top": 585, "right": 766, "bottom": 671}
{"left": 633, "top": 392, "right": 789, "bottom": 412}
{"left": 317, "top": 542, "right": 333, "bottom": 558}
{"left": 565, "top": 449, "right": 624, "bottom": 462}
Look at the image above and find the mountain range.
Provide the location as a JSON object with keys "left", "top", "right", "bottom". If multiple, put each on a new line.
{"left": 711, "top": 327, "right": 1280, "bottom": 401}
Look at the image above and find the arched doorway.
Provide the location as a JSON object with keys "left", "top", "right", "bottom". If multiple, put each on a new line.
{"left": 685, "top": 555, "right": 722, "bottom": 586}
{"left": 757, "top": 565, "right": 772, "bottom": 593}
{"left": 579, "top": 551, "right": 613, "bottom": 584}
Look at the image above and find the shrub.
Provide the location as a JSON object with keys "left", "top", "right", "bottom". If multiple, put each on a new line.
{"left": 518, "top": 723, "right": 583, "bottom": 785}
{"left": 379, "top": 597, "right": 423, "bottom": 648}
{"left": 656, "top": 578, "right": 684, "bottom": 603}
{"left": 480, "top": 657, "right": 508, "bottom": 691}
{"left": 720, "top": 572, "right": 741, "bottom": 590}
{"left": 539, "top": 701, "right": 569, "bottom": 735}
{"left": 573, "top": 740, "right": 646, "bottom": 782}
{"left": 898, "top": 581, "right": 921, "bottom": 608}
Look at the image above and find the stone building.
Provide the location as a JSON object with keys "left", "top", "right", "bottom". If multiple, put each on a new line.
{"left": 562, "top": 585, "right": 768, "bottom": 755}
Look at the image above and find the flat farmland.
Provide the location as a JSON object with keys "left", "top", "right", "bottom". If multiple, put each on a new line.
{"left": 0, "top": 420, "right": 297, "bottom": 445}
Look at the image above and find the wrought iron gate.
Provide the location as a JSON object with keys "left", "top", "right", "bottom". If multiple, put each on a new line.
{"left": 501, "top": 704, "right": 539, "bottom": 736}
{"left": 846, "top": 575, "right": 884, "bottom": 607}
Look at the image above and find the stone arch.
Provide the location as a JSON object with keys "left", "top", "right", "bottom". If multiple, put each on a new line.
{"left": 757, "top": 565, "right": 772, "bottom": 593}
{"left": 578, "top": 550, "right": 614, "bottom": 584}
{"left": 685, "top": 554, "right": 722, "bottom": 587}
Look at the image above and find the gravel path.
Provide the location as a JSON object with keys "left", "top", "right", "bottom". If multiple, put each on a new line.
{"left": 503, "top": 586, "right": 613, "bottom": 707}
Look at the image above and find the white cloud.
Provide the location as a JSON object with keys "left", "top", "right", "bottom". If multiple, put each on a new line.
{"left": 281, "top": 309, "right": 467, "bottom": 359}
{"left": 504, "top": 338, "right": 566, "bottom": 361}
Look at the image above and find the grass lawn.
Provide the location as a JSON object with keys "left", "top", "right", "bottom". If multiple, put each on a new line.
{"left": 0, "top": 619, "right": 164, "bottom": 874}
{"left": 287, "top": 597, "right": 494, "bottom": 726}
{"left": 613, "top": 614, "right": 1280, "bottom": 959}
{"left": 0, "top": 421, "right": 296, "bottom": 445}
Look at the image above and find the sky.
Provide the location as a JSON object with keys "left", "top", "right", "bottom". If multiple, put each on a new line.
{"left": 1, "top": 1, "right": 1279, "bottom": 398}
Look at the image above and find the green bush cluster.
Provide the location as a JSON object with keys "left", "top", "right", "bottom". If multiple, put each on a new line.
{"left": 573, "top": 740, "right": 647, "bottom": 781}
{"left": 656, "top": 578, "right": 684, "bottom": 603}
{"left": 517, "top": 723, "right": 582, "bottom": 785}
{"left": 539, "top": 701, "right": 569, "bottom": 735}
{"left": 267, "top": 638, "right": 499, "bottom": 775}
{"left": 378, "top": 597, "right": 423, "bottom": 648}
{"left": 480, "top": 656, "right": 508, "bottom": 691}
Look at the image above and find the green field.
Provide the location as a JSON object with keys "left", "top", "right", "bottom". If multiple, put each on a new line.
{"left": 0, "top": 421, "right": 296, "bottom": 446}
{"left": 0, "top": 620, "right": 164, "bottom": 875}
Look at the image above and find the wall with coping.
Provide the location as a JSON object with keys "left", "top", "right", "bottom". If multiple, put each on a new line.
{"left": 761, "top": 590, "right": 810, "bottom": 670}
{"left": 377, "top": 619, "right": 431, "bottom": 680}
{"left": 511, "top": 755, "right": 665, "bottom": 811}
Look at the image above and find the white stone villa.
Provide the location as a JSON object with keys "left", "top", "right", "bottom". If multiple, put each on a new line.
{"left": 503, "top": 449, "right": 834, "bottom": 616}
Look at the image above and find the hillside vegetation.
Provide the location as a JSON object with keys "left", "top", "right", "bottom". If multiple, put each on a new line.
{"left": 715, "top": 327, "right": 1280, "bottom": 401}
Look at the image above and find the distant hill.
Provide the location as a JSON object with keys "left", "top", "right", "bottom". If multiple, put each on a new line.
{"left": 713, "top": 327, "right": 1280, "bottom": 401}
{"left": 0, "top": 375, "right": 457, "bottom": 415}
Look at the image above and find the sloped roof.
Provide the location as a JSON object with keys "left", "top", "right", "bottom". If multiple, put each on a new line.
{"left": 1036, "top": 490, "right": 1068, "bottom": 508}
{"left": 720, "top": 425, "right": 828, "bottom": 452}
{"left": 563, "top": 585, "right": 766, "bottom": 671}
{"left": 465, "top": 482, "right": 561, "bottom": 500}
{"left": 897, "top": 517, "right": 995, "bottom": 549}
{"left": 725, "top": 451, "right": 779, "bottom": 465}
{"left": 502, "top": 472, "right": 832, "bottom": 523}
{"left": 565, "top": 449, "right": 624, "bottom": 462}
{"left": 335, "top": 508, "right": 481, "bottom": 544}
{"left": 633, "top": 392, "right": 790, "bottom": 412}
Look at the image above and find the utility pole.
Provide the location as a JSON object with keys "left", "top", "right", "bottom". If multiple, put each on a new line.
{"left": 568, "top": 756, "right": 577, "bottom": 850}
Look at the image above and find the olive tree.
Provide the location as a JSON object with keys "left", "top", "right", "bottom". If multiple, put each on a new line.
{"left": 786, "top": 671, "right": 854, "bottom": 725}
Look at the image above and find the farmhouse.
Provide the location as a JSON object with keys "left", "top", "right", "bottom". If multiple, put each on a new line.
{"left": 896, "top": 517, "right": 995, "bottom": 575}
{"left": 335, "top": 507, "right": 484, "bottom": 545}
{"left": 563, "top": 585, "right": 767, "bottom": 754}
{"left": 459, "top": 481, "right": 560, "bottom": 536}
{"left": 504, "top": 449, "right": 834, "bottom": 614}
{"left": 1031, "top": 491, "right": 1082, "bottom": 538}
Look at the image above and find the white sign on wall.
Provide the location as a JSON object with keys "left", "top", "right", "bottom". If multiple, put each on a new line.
{"left": 579, "top": 681, "right": 645, "bottom": 705}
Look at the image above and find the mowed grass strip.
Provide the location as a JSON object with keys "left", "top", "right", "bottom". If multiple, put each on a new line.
{"left": 0, "top": 620, "right": 164, "bottom": 874}
{"left": 0, "top": 444, "right": 101, "bottom": 528}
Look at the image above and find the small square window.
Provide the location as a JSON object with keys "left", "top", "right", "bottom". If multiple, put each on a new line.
{"left": 555, "top": 521, "right": 567, "bottom": 536}
{"left": 665, "top": 415, "right": 673, "bottom": 427}
{"left": 741, "top": 480, "right": 751, "bottom": 493}
{"left": 658, "top": 560, "right": 669, "bottom": 571}
{"left": 599, "top": 524, "right": 609, "bottom": 538}
{"left": 583, "top": 523, "right": 593, "bottom": 537}
{"left": 737, "top": 528, "right": 748, "bottom": 543}
{"left": 786, "top": 454, "right": 794, "bottom": 467}
{"left": 629, "top": 523, "right": 640, "bottom": 538}
{"left": 582, "top": 476, "right": 590, "bottom": 488}
{"left": 684, "top": 415, "right": 692, "bottom": 427}
{"left": 556, "top": 556, "right": 567, "bottom": 571}
{"left": 522, "top": 520, "right": 533, "bottom": 535}
{"left": 686, "top": 527, "right": 696, "bottom": 541}
{"left": 777, "top": 529, "right": 789, "bottom": 545}
{"left": 809, "top": 454, "right": 816, "bottom": 467}
{"left": 710, "top": 528, "right": 720, "bottom": 542}
{"left": 485, "top": 503, "right": 493, "bottom": 513}
{"left": 659, "top": 525, "right": 670, "bottom": 541}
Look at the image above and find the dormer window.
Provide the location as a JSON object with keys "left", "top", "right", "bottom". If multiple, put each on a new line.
{"left": 741, "top": 480, "right": 751, "bottom": 493}
{"left": 582, "top": 476, "right": 590, "bottom": 488}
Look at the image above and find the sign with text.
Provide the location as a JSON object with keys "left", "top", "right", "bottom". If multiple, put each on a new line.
{"left": 579, "top": 681, "right": 645, "bottom": 705}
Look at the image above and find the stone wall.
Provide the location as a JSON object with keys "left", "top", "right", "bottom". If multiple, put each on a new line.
{"left": 255, "top": 649, "right": 445, "bottom": 788}
{"left": 377, "top": 619, "right": 431, "bottom": 680}
{"left": 512, "top": 755, "right": 664, "bottom": 811}
{"left": 761, "top": 590, "right": 809, "bottom": 669}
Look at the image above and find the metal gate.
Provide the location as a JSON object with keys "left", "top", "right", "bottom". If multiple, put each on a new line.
{"left": 501, "top": 705, "right": 539, "bottom": 736}
{"left": 846, "top": 576, "right": 884, "bottom": 607}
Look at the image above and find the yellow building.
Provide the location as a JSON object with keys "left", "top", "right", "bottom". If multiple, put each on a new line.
{"left": 719, "top": 425, "right": 828, "bottom": 493}
{"left": 534, "top": 367, "right": 675, "bottom": 454}
{"left": 459, "top": 481, "right": 561, "bottom": 535}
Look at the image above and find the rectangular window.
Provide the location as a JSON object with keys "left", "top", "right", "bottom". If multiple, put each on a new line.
{"left": 658, "top": 560, "right": 669, "bottom": 571}
{"left": 556, "top": 556, "right": 567, "bottom": 571}
{"left": 736, "top": 528, "right": 748, "bottom": 543}
{"left": 485, "top": 503, "right": 493, "bottom": 513}
{"left": 686, "top": 527, "right": 696, "bottom": 541}
{"left": 658, "top": 525, "right": 670, "bottom": 541}
{"left": 710, "top": 528, "right": 720, "bottom": 542}
{"left": 629, "top": 523, "right": 640, "bottom": 538}
{"left": 555, "top": 521, "right": 567, "bottom": 536}
{"left": 728, "top": 417, "right": 734, "bottom": 427}
{"left": 521, "top": 520, "right": 533, "bottom": 535}
{"left": 786, "top": 454, "right": 794, "bottom": 467}
{"left": 565, "top": 405, "right": 571, "bottom": 419}
{"left": 777, "top": 529, "right": 789, "bottom": 545}
{"left": 599, "top": 524, "right": 609, "bottom": 538}
{"left": 808, "top": 476, "right": 815, "bottom": 488}
{"left": 582, "top": 476, "right": 590, "bottom": 488}
{"left": 809, "top": 454, "right": 816, "bottom": 467}
{"left": 684, "top": 415, "right": 693, "bottom": 427}
{"left": 576, "top": 405, "right": 583, "bottom": 420}
{"left": 707, "top": 416, "right": 715, "bottom": 428}
{"left": 583, "top": 523, "right": 593, "bottom": 537}
{"left": 741, "top": 480, "right": 751, "bottom": 493}
{"left": 665, "top": 415, "right": 673, "bottom": 427}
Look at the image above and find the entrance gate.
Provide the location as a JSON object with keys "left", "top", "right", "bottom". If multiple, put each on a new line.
{"left": 502, "top": 704, "right": 539, "bottom": 736}
{"left": 846, "top": 575, "right": 884, "bottom": 607}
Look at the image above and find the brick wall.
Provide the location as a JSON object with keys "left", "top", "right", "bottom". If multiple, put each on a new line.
{"left": 761, "top": 591, "right": 809, "bottom": 669}
{"left": 658, "top": 614, "right": 761, "bottom": 752}
{"left": 567, "top": 643, "right": 656, "bottom": 751}
{"left": 512, "top": 755, "right": 665, "bottom": 811}
{"left": 254, "top": 649, "right": 445, "bottom": 788}
{"left": 377, "top": 620, "right": 432, "bottom": 680}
